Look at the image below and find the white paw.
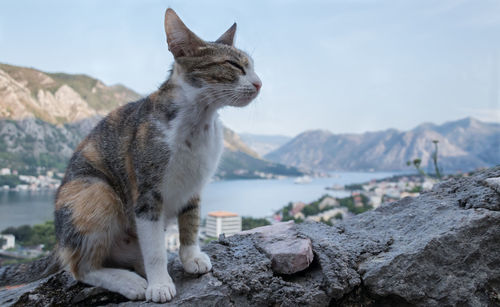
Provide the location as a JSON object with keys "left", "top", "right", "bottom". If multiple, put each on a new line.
{"left": 181, "top": 250, "right": 212, "bottom": 274}
{"left": 145, "top": 280, "right": 176, "bottom": 303}
{"left": 119, "top": 274, "right": 147, "bottom": 300}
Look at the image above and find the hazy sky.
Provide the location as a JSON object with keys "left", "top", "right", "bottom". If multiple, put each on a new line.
{"left": 1, "top": 0, "right": 499, "bottom": 136}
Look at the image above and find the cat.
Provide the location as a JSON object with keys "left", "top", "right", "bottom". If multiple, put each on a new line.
{"left": 0, "top": 8, "right": 261, "bottom": 303}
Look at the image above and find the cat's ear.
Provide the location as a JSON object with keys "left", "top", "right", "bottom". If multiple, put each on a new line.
{"left": 164, "top": 8, "right": 205, "bottom": 58}
{"left": 215, "top": 23, "right": 237, "bottom": 46}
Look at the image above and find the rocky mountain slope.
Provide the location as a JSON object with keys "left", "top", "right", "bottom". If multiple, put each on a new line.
{"left": 265, "top": 117, "right": 500, "bottom": 172}
{"left": 0, "top": 63, "right": 302, "bottom": 179}
{"left": 0, "top": 63, "right": 141, "bottom": 124}
{"left": 1, "top": 167, "right": 499, "bottom": 306}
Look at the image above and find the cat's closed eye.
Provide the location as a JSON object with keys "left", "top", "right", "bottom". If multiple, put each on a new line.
{"left": 225, "top": 60, "right": 246, "bottom": 75}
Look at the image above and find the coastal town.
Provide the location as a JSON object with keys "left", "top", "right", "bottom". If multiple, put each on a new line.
{"left": 0, "top": 168, "right": 61, "bottom": 191}
{"left": 273, "top": 173, "right": 441, "bottom": 225}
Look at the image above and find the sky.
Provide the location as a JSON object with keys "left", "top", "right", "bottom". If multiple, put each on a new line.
{"left": 0, "top": 0, "right": 499, "bottom": 136}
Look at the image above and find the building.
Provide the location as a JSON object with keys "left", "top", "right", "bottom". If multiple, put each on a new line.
{"left": 0, "top": 168, "right": 11, "bottom": 176}
{"left": 164, "top": 224, "right": 180, "bottom": 252}
{"left": 206, "top": 211, "right": 242, "bottom": 238}
{"left": 0, "top": 234, "right": 15, "bottom": 250}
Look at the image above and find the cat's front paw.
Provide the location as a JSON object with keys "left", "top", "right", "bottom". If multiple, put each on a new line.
{"left": 145, "top": 280, "right": 176, "bottom": 303}
{"left": 180, "top": 245, "right": 212, "bottom": 274}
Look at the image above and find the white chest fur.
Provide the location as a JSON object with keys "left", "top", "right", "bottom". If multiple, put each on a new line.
{"left": 158, "top": 114, "right": 223, "bottom": 218}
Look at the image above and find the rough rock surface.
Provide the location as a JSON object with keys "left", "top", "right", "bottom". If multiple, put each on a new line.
{"left": 1, "top": 167, "right": 499, "bottom": 306}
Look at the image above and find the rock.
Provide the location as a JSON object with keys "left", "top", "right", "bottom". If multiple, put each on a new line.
{"left": 485, "top": 176, "right": 500, "bottom": 195}
{"left": 240, "top": 221, "right": 314, "bottom": 274}
{"left": 1, "top": 166, "right": 499, "bottom": 306}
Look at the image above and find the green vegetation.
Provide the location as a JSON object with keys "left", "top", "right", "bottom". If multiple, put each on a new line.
{"left": 1, "top": 221, "right": 56, "bottom": 251}
{"left": 407, "top": 140, "right": 442, "bottom": 179}
{"left": 0, "top": 175, "right": 27, "bottom": 188}
{"left": 218, "top": 151, "right": 304, "bottom": 180}
{"left": 320, "top": 217, "right": 333, "bottom": 226}
{"left": 0, "top": 149, "right": 68, "bottom": 174}
{"left": 242, "top": 217, "right": 270, "bottom": 230}
{"left": 302, "top": 195, "right": 334, "bottom": 217}
{"left": 338, "top": 194, "right": 372, "bottom": 214}
{"left": 48, "top": 72, "right": 140, "bottom": 112}
{"left": 407, "top": 158, "right": 425, "bottom": 176}
{"left": 407, "top": 185, "right": 423, "bottom": 193}
{"left": 280, "top": 202, "right": 294, "bottom": 222}
{"left": 344, "top": 183, "right": 364, "bottom": 191}
{"left": 203, "top": 237, "right": 217, "bottom": 244}
{"left": 0, "top": 118, "right": 77, "bottom": 174}
{"left": 277, "top": 193, "right": 372, "bottom": 226}
{"left": 0, "top": 236, "right": 5, "bottom": 248}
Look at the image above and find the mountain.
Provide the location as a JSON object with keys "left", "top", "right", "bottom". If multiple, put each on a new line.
{"left": 239, "top": 133, "right": 292, "bottom": 156}
{"left": 0, "top": 62, "right": 141, "bottom": 124}
{"left": 265, "top": 118, "right": 500, "bottom": 172}
{"left": 223, "top": 128, "right": 260, "bottom": 158}
{"left": 0, "top": 63, "right": 302, "bottom": 179}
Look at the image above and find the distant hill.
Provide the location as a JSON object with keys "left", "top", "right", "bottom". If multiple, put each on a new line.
{"left": 265, "top": 118, "right": 500, "bottom": 173}
{"left": 0, "top": 63, "right": 302, "bottom": 179}
{"left": 0, "top": 62, "right": 141, "bottom": 124}
{"left": 239, "top": 133, "right": 292, "bottom": 156}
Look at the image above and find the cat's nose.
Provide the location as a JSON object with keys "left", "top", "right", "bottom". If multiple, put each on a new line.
{"left": 252, "top": 81, "right": 262, "bottom": 91}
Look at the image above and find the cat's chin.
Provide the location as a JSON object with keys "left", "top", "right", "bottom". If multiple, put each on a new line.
{"left": 224, "top": 93, "right": 259, "bottom": 108}
{"left": 226, "top": 99, "right": 254, "bottom": 108}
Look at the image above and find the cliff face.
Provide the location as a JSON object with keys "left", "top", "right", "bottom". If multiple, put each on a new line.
{"left": 0, "top": 63, "right": 141, "bottom": 125}
{"left": 1, "top": 166, "right": 498, "bottom": 306}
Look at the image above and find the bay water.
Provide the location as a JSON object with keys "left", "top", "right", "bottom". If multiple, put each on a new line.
{"left": 0, "top": 172, "right": 397, "bottom": 230}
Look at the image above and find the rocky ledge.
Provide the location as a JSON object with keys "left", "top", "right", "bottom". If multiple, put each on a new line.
{"left": 1, "top": 167, "right": 499, "bottom": 306}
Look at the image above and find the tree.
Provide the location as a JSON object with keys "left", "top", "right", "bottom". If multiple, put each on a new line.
{"left": 2, "top": 225, "right": 33, "bottom": 242}
{"left": 242, "top": 217, "right": 271, "bottom": 231}
{"left": 1, "top": 221, "right": 55, "bottom": 251}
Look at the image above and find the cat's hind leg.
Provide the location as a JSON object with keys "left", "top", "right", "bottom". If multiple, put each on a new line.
{"left": 178, "top": 196, "right": 212, "bottom": 274}
{"left": 107, "top": 231, "right": 146, "bottom": 278}
{"left": 55, "top": 178, "right": 147, "bottom": 300}
{"left": 63, "top": 232, "right": 148, "bottom": 300}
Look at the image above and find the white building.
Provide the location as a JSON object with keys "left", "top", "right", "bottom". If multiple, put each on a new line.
{"left": 164, "top": 224, "right": 180, "bottom": 252}
{"left": 0, "top": 168, "right": 11, "bottom": 176}
{"left": 206, "top": 211, "right": 242, "bottom": 238}
{"left": 0, "top": 234, "right": 15, "bottom": 250}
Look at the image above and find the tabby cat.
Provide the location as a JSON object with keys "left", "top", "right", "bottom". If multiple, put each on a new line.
{"left": 0, "top": 8, "right": 261, "bottom": 303}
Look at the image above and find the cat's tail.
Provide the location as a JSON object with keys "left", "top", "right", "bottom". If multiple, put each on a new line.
{"left": 0, "top": 250, "right": 60, "bottom": 287}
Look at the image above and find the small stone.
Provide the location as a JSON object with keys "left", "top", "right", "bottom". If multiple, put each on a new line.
{"left": 484, "top": 177, "right": 500, "bottom": 194}
{"left": 241, "top": 221, "right": 314, "bottom": 274}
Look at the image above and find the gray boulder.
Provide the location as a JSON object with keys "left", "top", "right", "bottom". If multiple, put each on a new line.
{"left": 1, "top": 166, "right": 499, "bottom": 306}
